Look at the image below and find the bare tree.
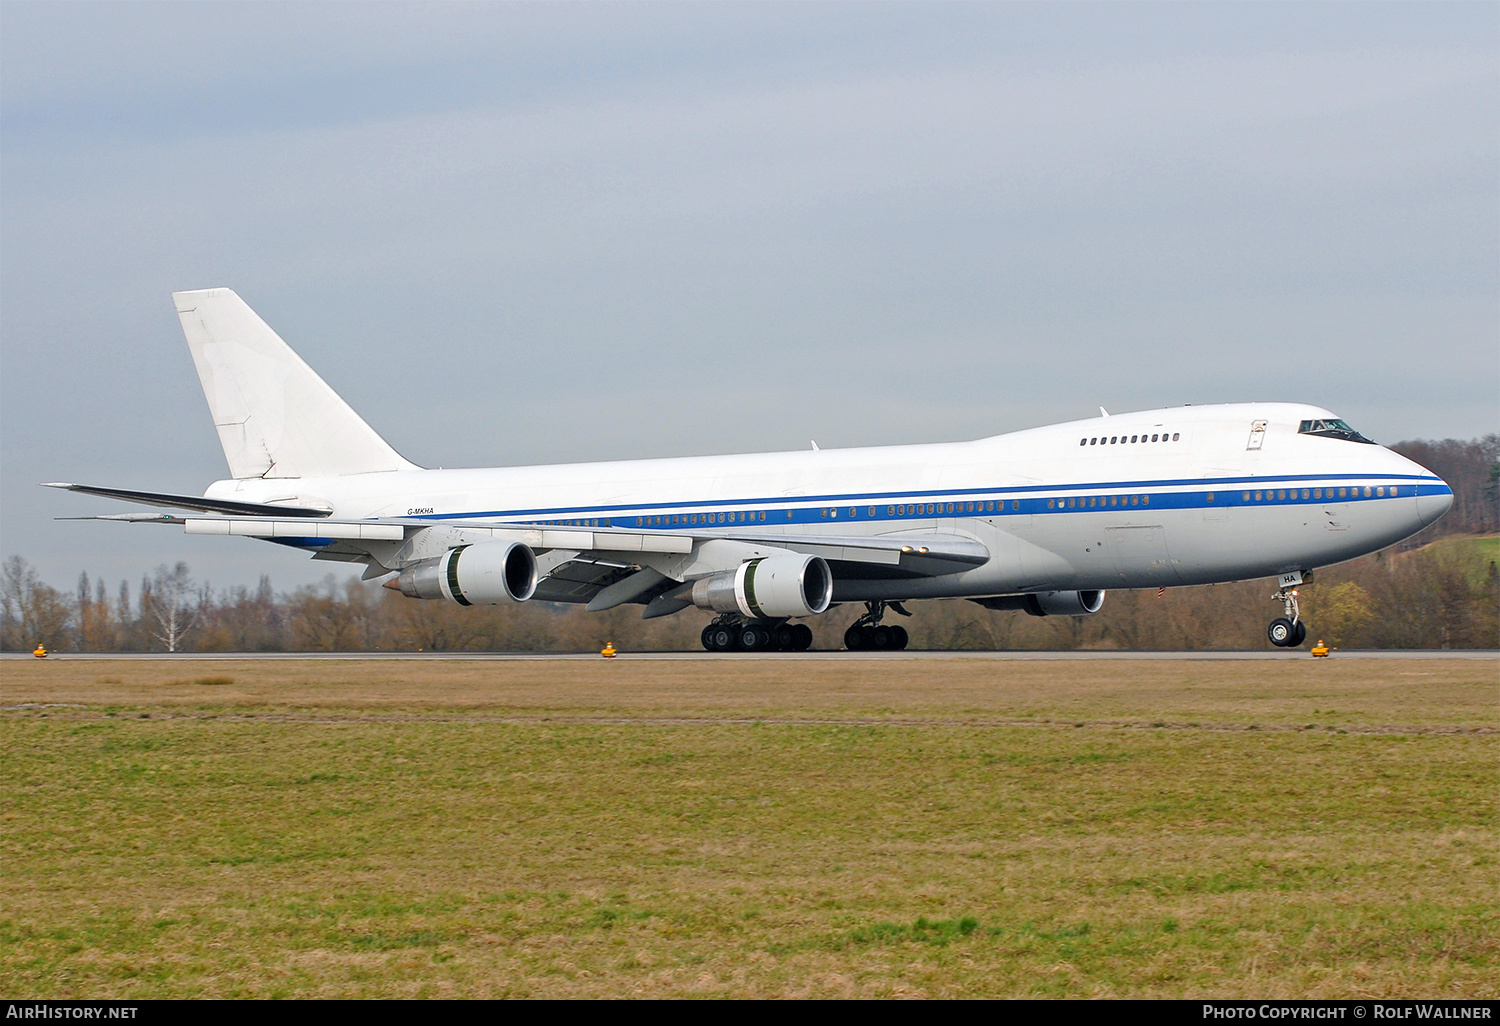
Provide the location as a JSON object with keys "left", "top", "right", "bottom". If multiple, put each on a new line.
{"left": 2, "top": 556, "right": 74, "bottom": 651}
{"left": 142, "top": 562, "right": 199, "bottom": 652}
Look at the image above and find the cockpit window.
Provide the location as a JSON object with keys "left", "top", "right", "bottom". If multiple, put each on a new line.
{"left": 1298, "top": 418, "right": 1374, "bottom": 444}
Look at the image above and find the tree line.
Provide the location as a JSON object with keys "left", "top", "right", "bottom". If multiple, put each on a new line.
{"left": 5, "top": 436, "right": 1495, "bottom": 653}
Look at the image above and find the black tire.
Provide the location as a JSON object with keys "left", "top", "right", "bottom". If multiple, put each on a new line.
{"left": 1267, "top": 618, "right": 1295, "bottom": 647}
{"left": 870, "top": 625, "right": 892, "bottom": 649}
{"left": 1291, "top": 621, "right": 1307, "bottom": 647}
{"left": 710, "top": 626, "right": 738, "bottom": 651}
{"left": 774, "top": 625, "right": 794, "bottom": 650}
{"left": 701, "top": 625, "right": 715, "bottom": 651}
{"left": 890, "top": 625, "right": 909, "bottom": 650}
{"left": 740, "top": 626, "right": 767, "bottom": 651}
{"left": 792, "top": 624, "right": 814, "bottom": 651}
{"left": 844, "top": 624, "right": 865, "bottom": 651}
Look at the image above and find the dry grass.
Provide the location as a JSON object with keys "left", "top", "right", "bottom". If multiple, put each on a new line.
{"left": 2, "top": 656, "right": 1495, "bottom": 998}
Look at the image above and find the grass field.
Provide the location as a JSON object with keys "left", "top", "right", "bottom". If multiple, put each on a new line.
{"left": 3, "top": 656, "right": 1495, "bottom": 998}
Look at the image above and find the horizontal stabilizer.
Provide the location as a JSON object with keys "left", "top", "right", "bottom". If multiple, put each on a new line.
{"left": 43, "top": 482, "right": 331, "bottom": 518}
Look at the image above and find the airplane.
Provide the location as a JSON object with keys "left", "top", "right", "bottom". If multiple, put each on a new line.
{"left": 48, "top": 288, "right": 1454, "bottom": 652}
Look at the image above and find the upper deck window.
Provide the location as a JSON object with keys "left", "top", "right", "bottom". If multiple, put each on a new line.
{"left": 1298, "top": 418, "right": 1374, "bottom": 444}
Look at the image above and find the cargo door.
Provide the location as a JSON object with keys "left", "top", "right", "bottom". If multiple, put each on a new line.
{"left": 1105, "top": 525, "right": 1180, "bottom": 585}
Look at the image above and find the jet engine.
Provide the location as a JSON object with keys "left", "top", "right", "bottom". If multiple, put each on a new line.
{"left": 395, "top": 542, "right": 537, "bottom": 605}
{"left": 974, "top": 590, "right": 1106, "bottom": 617}
{"left": 689, "top": 554, "right": 833, "bottom": 619}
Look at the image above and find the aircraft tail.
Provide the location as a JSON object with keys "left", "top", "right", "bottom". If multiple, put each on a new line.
{"left": 172, "top": 288, "right": 419, "bottom": 480}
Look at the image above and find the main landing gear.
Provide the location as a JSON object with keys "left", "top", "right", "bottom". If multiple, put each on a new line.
{"left": 1267, "top": 581, "right": 1308, "bottom": 648}
{"left": 843, "top": 601, "right": 911, "bottom": 651}
{"left": 701, "top": 614, "right": 814, "bottom": 652}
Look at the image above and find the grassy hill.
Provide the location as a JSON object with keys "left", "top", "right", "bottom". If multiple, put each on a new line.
{"left": 1407, "top": 534, "right": 1499, "bottom": 588}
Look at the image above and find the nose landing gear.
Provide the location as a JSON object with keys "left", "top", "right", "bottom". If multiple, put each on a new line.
{"left": 1267, "top": 581, "right": 1308, "bottom": 648}
{"left": 843, "top": 601, "right": 911, "bottom": 651}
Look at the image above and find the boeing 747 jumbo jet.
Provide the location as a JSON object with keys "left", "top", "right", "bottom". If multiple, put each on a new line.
{"left": 49, "top": 289, "right": 1453, "bottom": 651}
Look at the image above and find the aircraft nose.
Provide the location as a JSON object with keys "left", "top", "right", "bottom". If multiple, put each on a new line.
{"left": 1416, "top": 479, "right": 1454, "bottom": 527}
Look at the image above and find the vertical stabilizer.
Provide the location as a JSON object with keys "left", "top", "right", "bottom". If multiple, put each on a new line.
{"left": 172, "top": 288, "right": 419, "bottom": 479}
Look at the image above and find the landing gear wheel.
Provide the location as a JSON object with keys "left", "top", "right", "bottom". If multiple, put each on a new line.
{"left": 741, "top": 626, "right": 774, "bottom": 651}
{"left": 701, "top": 625, "right": 715, "bottom": 651}
{"left": 1291, "top": 621, "right": 1307, "bottom": 647}
{"left": 844, "top": 624, "right": 865, "bottom": 651}
{"left": 889, "top": 625, "right": 909, "bottom": 650}
{"left": 1268, "top": 617, "right": 1295, "bottom": 647}
{"left": 709, "top": 625, "right": 739, "bottom": 651}
{"left": 870, "top": 625, "right": 892, "bottom": 649}
{"left": 792, "top": 624, "right": 814, "bottom": 651}
{"left": 774, "top": 624, "right": 794, "bottom": 650}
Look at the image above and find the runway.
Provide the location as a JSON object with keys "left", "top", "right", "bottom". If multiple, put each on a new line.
{"left": 6, "top": 649, "right": 1495, "bottom": 662}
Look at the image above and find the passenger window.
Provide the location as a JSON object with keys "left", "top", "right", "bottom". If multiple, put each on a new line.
{"left": 1301, "top": 489, "right": 1309, "bottom": 499}
{"left": 1090, "top": 438, "right": 1098, "bottom": 445}
{"left": 1363, "top": 486, "right": 1372, "bottom": 497}
{"left": 1376, "top": 486, "right": 1384, "bottom": 497}
{"left": 1172, "top": 433, "right": 1180, "bottom": 441}
{"left": 1151, "top": 434, "right": 1159, "bottom": 442}
{"left": 1130, "top": 435, "right": 1138, "bottom": 443}
{"left": 1047, "top": 499, "right": 1056, "bottom": 509}
{"left": 1142, "top": 495, "right": 1149, "bottom": 505}
{"left": 1313, "top": 489, "right": 1321, "bottom": 499}
{"left": 1207, "top": 493, "right": 1214, "bottom": 502}
{"left": 1130, "top": 495, "right": 1139, "bottom": 505}
{"left": 1255, "top": 491, "right": 1263, "bottom": 501}
{"left": 1242, "top": 492, "right": 1250, "bottom": 501}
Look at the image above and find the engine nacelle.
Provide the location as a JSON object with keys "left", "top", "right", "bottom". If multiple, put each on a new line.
{"left": 396, "top": 542, "right": 537, "bottom": 605}
{"left": 974, "top": 590, "right": 1106, "bottom": 617}
{"left": 689, "top": 554, "right": 833, "bottom": 619}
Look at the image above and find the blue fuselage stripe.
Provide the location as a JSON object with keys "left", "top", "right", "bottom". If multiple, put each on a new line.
{"left": 400, "top": 473, "right": 1449, "bottom": 528}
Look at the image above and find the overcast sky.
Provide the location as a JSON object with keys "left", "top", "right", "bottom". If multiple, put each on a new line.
{"left": 3, "top": 1, "right": 1496, "bottom": 595}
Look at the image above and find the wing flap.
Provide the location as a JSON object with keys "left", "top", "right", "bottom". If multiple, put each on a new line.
{"left": 184, "top": 518, "right": 404, "bottom": 541}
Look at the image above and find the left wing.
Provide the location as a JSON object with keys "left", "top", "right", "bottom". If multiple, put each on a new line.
{"left": 56, "top": 499, "right": 991, "bottom": 610}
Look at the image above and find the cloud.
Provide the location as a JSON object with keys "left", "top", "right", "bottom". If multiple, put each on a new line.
{"left": 3, "top": 4, "right": 1495, "bottom": 590}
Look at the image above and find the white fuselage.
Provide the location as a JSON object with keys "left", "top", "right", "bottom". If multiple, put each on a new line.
{"left": 204, "top": 402, "right": 1452, "bottom": 601}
